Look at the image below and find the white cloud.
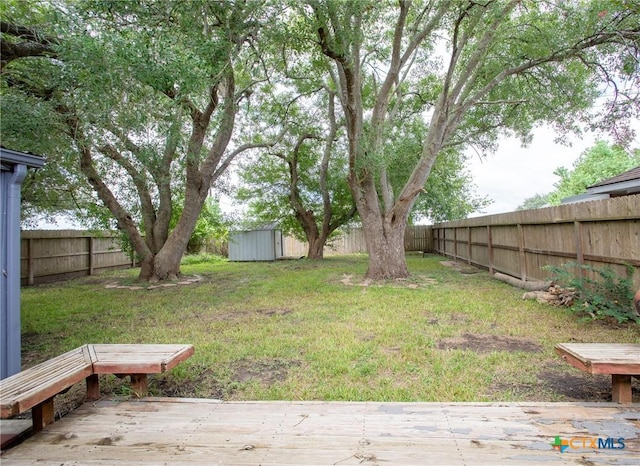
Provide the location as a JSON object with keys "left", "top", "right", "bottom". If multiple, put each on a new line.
{"left": 465, "top": 126, "right": 634, "bottom": 216}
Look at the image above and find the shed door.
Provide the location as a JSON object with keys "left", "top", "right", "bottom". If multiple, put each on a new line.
{"left": 274, "top": 230, "right": 283, "bottom": 259}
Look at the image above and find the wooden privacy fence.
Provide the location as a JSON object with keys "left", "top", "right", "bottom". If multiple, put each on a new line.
{"left": 24, "top": 195, "right": 639, "bottom": 291}
{"left": 432, "top": 194, "right": 640, "bottom": 290}
{"left": 21, "top": 230, "right": 135, "bottom": 286}
{"left": 283, "top": 225, "right": 433, "bottom": 256}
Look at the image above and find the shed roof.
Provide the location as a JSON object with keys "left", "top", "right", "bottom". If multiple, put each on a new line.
{"left": 234, "top": 222, "right": 280, "bottom": 232}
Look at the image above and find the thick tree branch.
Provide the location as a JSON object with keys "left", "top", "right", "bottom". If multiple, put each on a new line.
{"left": 61, "top": 109, "right": 151, "bottom": 260}
{"left": 0, "top": 21, "right": 58, "bottom": 71}
{"left": 454, "top": 23, "right": 640, "bottom": 129}
{"left": 98, "top": 144, "right": 158, "bottom": 251}
{"left": 287, "top": 133, "right": 320, "bottom": 243}
{"left": 212, "top": 137, "right": 286, "bottom": 181}
{"left": 320, "top": 88, "right": 338, "bottom": 235}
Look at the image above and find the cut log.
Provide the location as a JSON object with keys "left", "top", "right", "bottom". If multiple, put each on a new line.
{"left": 493, "top": 272, "right": 551, "bottom": 291}
{"left": 522, "top": 287, "right": 575, "bottom": 306}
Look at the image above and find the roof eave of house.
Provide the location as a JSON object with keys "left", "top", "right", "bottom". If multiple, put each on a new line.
{"left": 586, "top": 179, "right": 640, "bottom": 195}
{"left": 0, "top": 147, "right": 46, "bottom": 170}
{"left": 560, "top": 193, "right": 610, "bottom": 204}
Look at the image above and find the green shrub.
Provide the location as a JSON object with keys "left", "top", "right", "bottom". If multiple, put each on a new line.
{"left": 180, "top": 253, "right": 227, "bottom": 265}
{"left": 170, "top": 197, "right": 229, "bottom": 254}
{"left": 545, "top": 262, "right": 638, "bottom": 324}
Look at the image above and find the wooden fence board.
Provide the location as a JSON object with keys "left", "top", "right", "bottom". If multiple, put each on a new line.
{"left": 433, "top": 195, "right": 640, "bottom": 290}
{"left": 20, "top": 231, "right": 134, "bottom": 286}
{"left": 284, "top": 226, "right": 433, "bottom": 257}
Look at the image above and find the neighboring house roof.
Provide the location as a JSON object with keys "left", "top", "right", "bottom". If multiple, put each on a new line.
{"left": 561, "top": 165, "right": 640, "bottom": 204}
{"left": 588, "top": 165, "right": 640, "bottom": 188}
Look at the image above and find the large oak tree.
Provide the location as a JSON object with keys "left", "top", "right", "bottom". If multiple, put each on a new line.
{"left": 2, "top": 1, "right": 277, "bottom": 281}
{"left": 304, "top": 0, "right": 640, "bottom": 279}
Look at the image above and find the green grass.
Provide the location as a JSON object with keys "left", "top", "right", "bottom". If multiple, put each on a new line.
{"left": 21, "top": 253, "right": 640, "bottom": 402}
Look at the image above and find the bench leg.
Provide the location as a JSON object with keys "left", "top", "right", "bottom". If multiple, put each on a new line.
{"left": 130, "top": 374, "right": 148, "bottom": 398}
{"left": 612, "top": 374, "right": 633, "bottom": 403}
{"left": 86, "top": 374, "right": 100, "bottom": 401}
{"left": 32, "top": 397, "right": 55, "bottom": 432}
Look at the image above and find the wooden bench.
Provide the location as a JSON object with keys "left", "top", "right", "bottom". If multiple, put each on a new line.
{"left": 0, "top": 344, "right": 194, "bottom": 433}
{"left": 555, "top": 343, "right": 640, "bottom": 403}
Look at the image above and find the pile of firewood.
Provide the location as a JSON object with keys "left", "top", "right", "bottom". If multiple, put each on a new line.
{"left": 522, "top": 284, "right": 576, "bottom": 306}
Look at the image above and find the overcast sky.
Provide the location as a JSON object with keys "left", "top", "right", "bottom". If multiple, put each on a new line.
{"left": 465, "top": 126, "right": 635, "bottom": 217}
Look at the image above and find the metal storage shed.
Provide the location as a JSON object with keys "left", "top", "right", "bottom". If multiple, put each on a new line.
{"left": 228, "top": 224, "right": 283, "bottom": 262}
{"left": 1, "top": 147, "right": 45, "bottom": 379}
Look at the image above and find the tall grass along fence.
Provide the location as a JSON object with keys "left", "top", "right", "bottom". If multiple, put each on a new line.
{"left": 432, "top": 194, "right": 640, "bottom": 290}
{"left": 21, "top": 230, "right": 135, "bottom": 286}
{"left": 283, "top": 225, "right": 433, "bottom": 257}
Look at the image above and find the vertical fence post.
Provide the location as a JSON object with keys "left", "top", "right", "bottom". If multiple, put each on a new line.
{"left": 27, "top": 237, "right": 35, "bottom": 286}
{"left": 433, "top": 228, "right": 437, "bottom": 253}
{"left": 453, "top": 228, "right": 458, "bottom": 260}
{"left": 574, "top": 221, "right": 584, "bottom": 266}
{"left": 574, "top": 220, "right": 586, "bottom": 280}
{"left": 467, "top": 226, "right": 472, "bottom": 265}
{"left": 487, "top": 225, "right": 494, "bottom": 275}
{"left": 88, "top": 236, "right": 94, "bottom": 276}
{"left": 518, "top": 223, "right": 526, "bottom": 281}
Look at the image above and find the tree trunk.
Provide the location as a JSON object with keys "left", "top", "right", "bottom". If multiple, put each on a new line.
{"left": 306, "top": 235, "right": 326, "bottom": 259}
{"left": 136, "top": 247, "right": 184, "bottom": 282}
{"left": 149, "top": 244, "right": 183, "bottom": 282}
{"left": 143, "top": 184, "right": 206, "bottom": 281}
{"left": 138, "top": 255, "right": 155, "bottom": 282}
{"left": 361, "top": 214, "right": 409, "bottom": 279}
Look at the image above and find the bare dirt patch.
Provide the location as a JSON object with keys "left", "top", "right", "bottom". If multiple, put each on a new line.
{"left": 21, "top": 332, "right": 59, "bottom": 367}
{"left": 152, "top": 368, "right": 220, "bottom": 399}
{"left": 490, "top": 362, "right": 640, "bottom": 402}
{"left": 231, "top": 358, "right": 301, "bottom": 386}
{"left": 439, "top": 261, "right": 481, "bottom": 275}
{"left": 438, "top": 333, "right": 543, "bottom": 353}
{"left": 539, "top": 370, "right": 612, "bottom": 401}
{"left": 537, "top": 362, "right": 640, "bottom": 402}
{"left": 103, "top": 275, "right": 202, "bottom": 290}
{"left": 256, "top": 308, "right": 293, "bottom": 317}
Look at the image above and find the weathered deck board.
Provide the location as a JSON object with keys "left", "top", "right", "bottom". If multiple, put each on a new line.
{"left": 2, "top": 399, "right": 638, "bottom": 465}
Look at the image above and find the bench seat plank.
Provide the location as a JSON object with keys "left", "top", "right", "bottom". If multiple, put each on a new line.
{"left": 0, "top": 346, "right": 93, "bottom": 418}
{"left": 555, "top": 343, "right": 640, "bottom": 403}
{"left": 91, "top": 344, "right": 195, "bottom": 374}
{"left": 1, "top": 343, "right": 195, "bottom": 431}
{"left": 555, "top": 343, "right": 640, "bottom": 375}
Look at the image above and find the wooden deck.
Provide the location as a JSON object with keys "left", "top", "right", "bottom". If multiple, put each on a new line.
{"left": 1, "top": 398, "right": 639, "bottom": 465}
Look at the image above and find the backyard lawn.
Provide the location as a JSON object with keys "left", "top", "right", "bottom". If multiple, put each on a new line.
{"left": 20, "top": 253, "right": 640, "bottom": 406}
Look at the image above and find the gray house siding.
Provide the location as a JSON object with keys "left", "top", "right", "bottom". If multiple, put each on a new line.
{"left": 1, "top": 148, "right": 45, "bottom": 379}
